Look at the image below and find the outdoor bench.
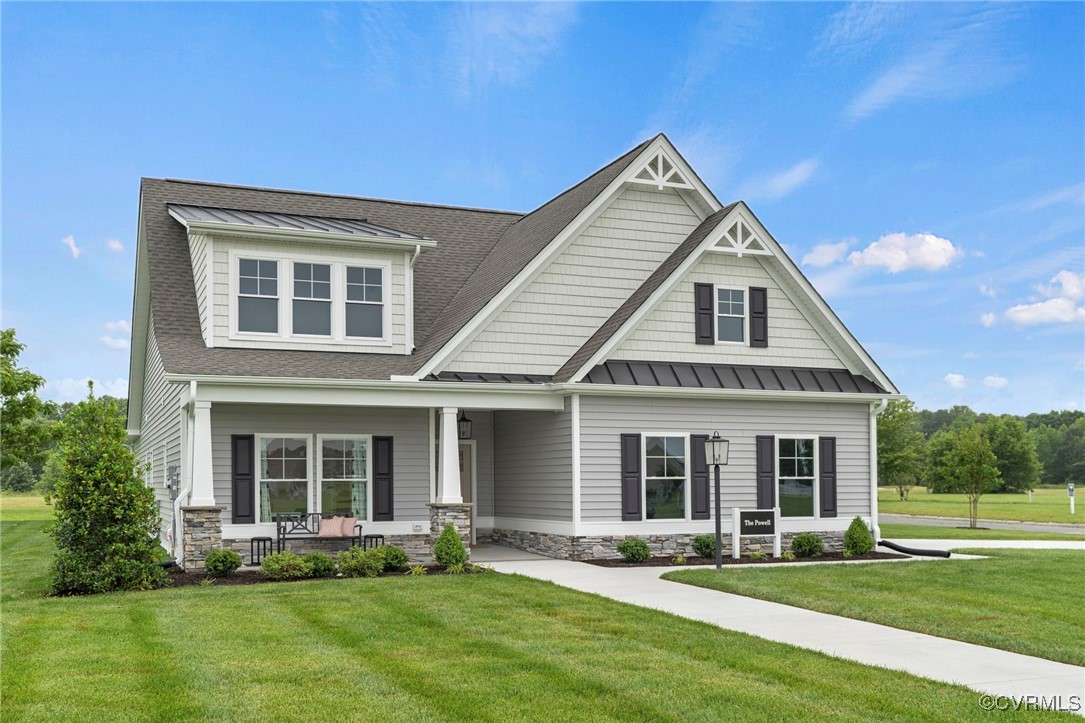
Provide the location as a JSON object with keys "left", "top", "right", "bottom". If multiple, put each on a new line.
{"left": 273, "top": 513, "right": 363, "bottom": 553}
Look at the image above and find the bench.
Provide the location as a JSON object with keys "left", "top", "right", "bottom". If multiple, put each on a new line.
{"left": 273, "top": 513, "right": 363, "bottom": 554}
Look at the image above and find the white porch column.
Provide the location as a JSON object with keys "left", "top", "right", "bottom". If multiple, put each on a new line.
{"left": 436, "top": 407, "right": 462, "bottom": 504}
{"left": 190, "top": 400, "right": 216, "bottom": 506}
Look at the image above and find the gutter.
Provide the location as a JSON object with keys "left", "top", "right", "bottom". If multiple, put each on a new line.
{"left": 869, "top": 398, "right": 889, "bottom": 540}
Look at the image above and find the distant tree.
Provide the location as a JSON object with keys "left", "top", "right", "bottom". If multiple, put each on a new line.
{"left": 982, "top": 416, "right": 1041, "bottom": 493}
{"left": 878, "top": 399, "right": 924, "bottom": 500}
{"left": 36, "top": 446, "right": 66, "bottom": 498}
{"left": 917, "top": 405, "right": 977, "bottom": 438}
{"left": 936, "top": 426, "right": 1001, "bottom": 528}
{"left": 0, "top": 459, "right": 36, "bottom": 493}
{"left": 1060, "top": 418, "right": 1085, "bottom": 485}
{"left": 922, "top": 429, "right": 957, "bottom": 492}
{"left": 1023, "top": 410, "right": 1085, "bottom": 431}
{"left": 1, "top": 329, "right": 58, "bottom": 476}
{"left": 1030, "top": 425, "right": 1064, "bottom": 486}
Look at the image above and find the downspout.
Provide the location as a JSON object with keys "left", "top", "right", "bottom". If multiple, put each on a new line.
{"left": 173, "top": 381, "right": 197, "bottom": 566}
{"left": 406, "top": 244, "right": 421, "bottom": 352}
{"left": 869, "top": 398, "right": 888, "bottom": 541}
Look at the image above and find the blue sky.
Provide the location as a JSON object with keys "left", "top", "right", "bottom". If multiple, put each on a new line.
{"left": 3, "top": 2, "right": 1082, "bottom": 414}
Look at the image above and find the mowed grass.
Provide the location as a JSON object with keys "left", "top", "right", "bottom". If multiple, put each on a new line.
{"left": 879, "top": 486, "right": 1083, "bottom": 525}
{"left": 1, "top": 499, "right": 1074, "bottom": 721}
{"left": 665, "top": 549, "right": 1085, "bottom": 666}
{"left": 879, "top": 522, "right": 1084, "bottom": 541}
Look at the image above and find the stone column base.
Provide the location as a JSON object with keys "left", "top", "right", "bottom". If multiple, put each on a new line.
{"left": 180, "top": 505, "right": 225, "bottom": 571}
{"left": 427, "top": 502, "right": 472, "bottom": 561}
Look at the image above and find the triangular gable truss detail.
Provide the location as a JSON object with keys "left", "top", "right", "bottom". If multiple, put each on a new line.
{"left": 629, "top": 150, "right": 694, "bottom": 190}
{"left": 712, "top": 216, "right": 771, "bottom": 257}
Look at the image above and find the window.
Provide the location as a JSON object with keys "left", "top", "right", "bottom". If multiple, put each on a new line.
{"left": 644, "top": 435, "right": 686, "bottom": 520}
{"left": 319, "top": 437, "right": 368, "bottom": 519}
{"left": 238, "top": 259, "right": 279, "bottom": 333}
{"left": 346, "top": 266, "right": 383, "bottom": 338}
{"left": 258, "top": 436, "right": 309, "bottom": 522}
{"left": 293, "top": 262, "right": 331, "bottom": 336}
{"left": 716, "top": 287, "right": 745, "bottom": 343}
{"left": 778, "top": 438, "right": 816, "bottom": 517}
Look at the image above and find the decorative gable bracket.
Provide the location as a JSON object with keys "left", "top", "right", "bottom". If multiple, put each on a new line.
{"left": 709, "top": 216, "right": 772, "bottom": 257}
{"left": 628, "top": 150, "right": 694, "bottom": 190}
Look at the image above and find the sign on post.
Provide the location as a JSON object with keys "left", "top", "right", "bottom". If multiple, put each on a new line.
{"left": 731, "top": 508, "right": 782, "bottom": 559}
{"left": 1070, "top": 483, "right": 1075, "bottom": 515}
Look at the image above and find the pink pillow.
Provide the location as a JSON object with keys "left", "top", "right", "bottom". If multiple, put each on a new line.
{"left": 341, "top": 517, "right": 358, "bottom": 537}
{"left": 319, "top": 516, "right": 344, "bottom": 538}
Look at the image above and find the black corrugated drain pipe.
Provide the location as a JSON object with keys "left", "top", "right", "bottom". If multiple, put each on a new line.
{"left": 878, "top": 540, "right": 951, "bottom": 558}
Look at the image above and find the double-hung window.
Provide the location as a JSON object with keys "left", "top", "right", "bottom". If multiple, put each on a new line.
{"left": 257, "top": 436, "right": 310, "bottom": 523}
{"left": 346, "top": 267, "right": 383, "bottom": 339}
{"left": 293, "top": 262, "right": 332, "bottom": 336}
{"left": 644, "top": 435, "right": 687, "bottom": 520}
{"left": 319, "top": 437, "right": 368, "bottom": 519}
{"left": 716, "top": 287, "right": 745, "bottom": 343}
{"left": 778, "top": 437, "right": 816, "bottom": 517}
{"left": 238, "top": 259, "right": 279, "bottom": 333}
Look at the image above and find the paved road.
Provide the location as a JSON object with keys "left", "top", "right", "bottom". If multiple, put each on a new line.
{"left": 880, "top": 513, "right": 1084, "bottom": 536}
{"left": 888, "top": 538, "right": 1084, "bottom": 551}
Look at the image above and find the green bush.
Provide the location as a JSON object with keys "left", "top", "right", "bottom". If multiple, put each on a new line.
{"left": 260, "top": 551, "right": 313, "bottom": 581}
{"left": 790, "top": 533, "right": 824, "bottom": 558}
{"left": 433, "top": 524, "right": 467, "bottom": 568}
{"left": 204, "top": 549, "right": 243, "bottom": 578}
{"left": 408, "top": 565, "right": 427, "bottom": 576}
{"left": 616, "top": 538, "right": 650, "bottom": 563}
{"left": 692, "top": 534, "right": 717, "bottom": 559}
{"left": 843, "top": 516, "right": 875, "bottom": 556}
{"left": 445, "top": 562, "right": 465, "bottom": 575}
{"left": 303, "top": 551, "right": 336, "bottom": 578}
{"left": 1, "top": 459, "right": 35, "bottom": 493}
{"left": 337, "top": 547, "right": 383, "bottom": 578}
{"left": 374, "top": 545, "right": 410, "bottom": 572}
{"left": 49, "top": 389, "right": 167, "bottom": 594}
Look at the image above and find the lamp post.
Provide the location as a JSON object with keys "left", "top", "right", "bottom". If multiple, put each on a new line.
{"left": 704, "top": 432, "right": 730, "bottom": 571}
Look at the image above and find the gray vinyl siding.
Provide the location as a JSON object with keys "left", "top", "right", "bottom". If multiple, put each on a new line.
{"left": 188, "top": 232, "right": 212, "bottom": 345}
{"left": 610, "top": 253, "right": 845, "bottom": 367}
{"left": 578, "top": 395, "right": 870, "bottom": 522}
{"left": 210, "top": 404, "right": 430, "bottom": 521}
{"left": 448, "top": 186, "right": 702, "bottom": 375}
{"left": 133, "top": 317, "right": 185, "bottom": 539}
{"left": 493, "top": 401, "right": 573, "bottom": 521}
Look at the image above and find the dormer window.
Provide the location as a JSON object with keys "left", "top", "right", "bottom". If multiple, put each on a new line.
{"left": 346, "top": 267, "right": 383, "bottom": 339}
{"left": 238, "top": 259, "right": 279, "bottom": 333}
{"left": 293, "top": 263, "right": 332, "bottom": 336}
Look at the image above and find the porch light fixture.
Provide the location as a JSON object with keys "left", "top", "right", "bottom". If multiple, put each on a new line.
{"left": 703, "top": 432, "right": 729, "bottom": 572}
{"left": 457, "top": 411, "right": 473, "bottom": 440}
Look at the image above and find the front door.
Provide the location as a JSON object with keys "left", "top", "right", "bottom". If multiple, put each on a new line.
{"left": 459, "top": 442, "right": 475, "bottom": 544}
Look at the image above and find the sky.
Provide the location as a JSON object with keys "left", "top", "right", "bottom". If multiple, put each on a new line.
{"left": 2, "top": 2, "right": 1083, "bottom": 414}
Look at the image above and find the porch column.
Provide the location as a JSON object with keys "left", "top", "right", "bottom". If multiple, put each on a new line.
{"left": 190, "top": 400, "right": 216, "bottom": 506}
{"left": 436, "top": 407, "right": 462, "bottom": 503}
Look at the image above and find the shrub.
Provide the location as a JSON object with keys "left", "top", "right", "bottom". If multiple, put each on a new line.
{"left": 49, "top": 388, "right": 167, "bottom": 594}
{"left": 674, "top": 555, "right": 687, "bottom": 566}
{"left": 781, "top": 551, "right": 796, "bottom": 561}
{"left": 843, "top": 516, "right": 875, "bottom": 556}
{"left": 790, "top": 533, "right": 824, "bottom": 558}
{"left": 1, "top": 459, "right": 35, "bottom": 493}
{"left": 204, "top": 549, "right": 243, "bottom": 578}
{"left": 616, "top": 538, "right": 650, "bottom": 563}
{"left": 303, "top": 551, "right": 336, "bottom": 578}
{"left": 337, "top": 547, "right": 383, "bottom": 578}
{"left": 445, "top": 562, "right": 466, "bottom": 575}
{"left": 408, "top": 565, "right": 427, "bottom": 576}
{"left": 261, "top": 551, "right": 313, "bottom": 581}
{"left": 692, "top": 534, "right": 717, "bottom": 559}
{"left": 749, "top": 550, "right": 766, "bottom": 560}
{"left": 374, "top": 545, "right": 410, "bottom": 572}
{"left": 433, "top": 524, "right": 467, "bottom": 568}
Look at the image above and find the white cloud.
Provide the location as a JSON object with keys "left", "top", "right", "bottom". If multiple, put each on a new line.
{"left": 740, "top": 158, "right": 820, "bottom": 201}
{"left": 99, "top": 336, "right": 130, "bottom": 351}
{"left": 963, "top": 352, "right": 979, "bottom": 359}
{"left": 1004, "top": 298, "right": 1085, "bottom": 326}
{"left": 979, "top": 283, "right": 998, "bottom": 299}
{"left": 817, "top": 3, "right": 903, "bottom": 59}
{"left": 944, "top": 373, "right": 967, "bottom": 390}
{"left": 980, "top": 313, "right": 997, "bottom": 328}
{"left": 62, "top": 235, "right": 81, "bottom": 259}
{"left": 1017, "top": 182, "right": 1085, "bottom": 212}
{"left": 983, "top": 375, "right": 1008, "bottom": 389}
{"left": 43, "top": 377, "right": 129, "bottom": 403}
{"left": 107, "top": 239, "right": 124, "bottom": 252}
{"left": 848, "top": 232, "right": 963, "bottom": 273}
{"left": 1039, "top": 270, "right": 1084, "bottom": 301}
{"left": 802, "top": 241, "right": 849, "bottom": 268}
{"left": 104, "top": 320, "right": 132, "bottom": 333}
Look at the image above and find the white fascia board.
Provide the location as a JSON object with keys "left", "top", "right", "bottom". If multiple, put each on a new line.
{"left": 553, "top": 383, "right": 902, "bottom": 405}
{"left": 127, "top": 194, "right": 152, "bottom": 439}
{"left": 568, "top": 205, "right": 744, "bottom": 382}
{"left": 414, "top": 135, "right": 723, "bottom": 380}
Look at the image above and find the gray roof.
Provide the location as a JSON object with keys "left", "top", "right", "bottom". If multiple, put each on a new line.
{"left": 167, "top": 204, "right": 428, "bottom": 240}
{"left": 424, "top": 371, "right": 552, "bottom": 384}
{"left": 582, "top": 360, "right": 888, "bottom": 394}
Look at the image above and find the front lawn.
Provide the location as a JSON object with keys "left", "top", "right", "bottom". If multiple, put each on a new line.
{"left": 665, "top": 549, "right": 1085, "bottom": 666}
{"left": 879, "top": 486, "right": 1082, "bottom": 525}
{"left": 879, "top": 522, "right": 1084, "bottom": 541}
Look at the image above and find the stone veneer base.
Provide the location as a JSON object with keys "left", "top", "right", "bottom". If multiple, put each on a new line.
{"left": 223, "top": 535, "right": 433, "bottom": 566}
{"left": 180, "top": 505, "right": 226, "bottom": 571}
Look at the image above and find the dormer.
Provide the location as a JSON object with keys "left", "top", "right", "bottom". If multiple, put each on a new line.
{"left": 168, "top": 204, "right": 435, "bottom": 354}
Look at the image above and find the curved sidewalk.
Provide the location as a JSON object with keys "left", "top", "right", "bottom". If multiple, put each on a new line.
{"left": 487, "top": 555, "right": 1085, "bottom": 710}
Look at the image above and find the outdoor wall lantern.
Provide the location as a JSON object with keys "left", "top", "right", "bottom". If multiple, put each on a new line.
{"left": 703, "top": 432, "right": 730, "bottom": 571}
{"left": 457, "top": 411, "right": 473, "bottom": 440}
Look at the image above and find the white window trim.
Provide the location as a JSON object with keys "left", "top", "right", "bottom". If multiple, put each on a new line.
{"left": 713, "top": 284, "right": 749, "bottom": 346}
{"left": 315, "top": 434, "right": 372, "bottom": 521}
{"left": 228, "top": 249, "right": 392, "bottom": 347}
{"left": 775, "top": 434, "right": 820, "bottom": 520}
{"left": 254, "top": 433, "right": 314, "bottom": 523}
{"left": 640, "top": 432, "right": 691, "bottom": 522}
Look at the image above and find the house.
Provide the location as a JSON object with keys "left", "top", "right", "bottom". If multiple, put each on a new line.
{"left": 126, "top": 134, "right": 900, "bottom": 570}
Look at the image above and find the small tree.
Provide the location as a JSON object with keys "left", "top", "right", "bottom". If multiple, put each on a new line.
{"left": 936, "top": 425, "right": 1001, "bottom": 529}
{"left": 877, "top": 399, "right": 924, "bottom": 500}
{"left": 50, "top": 385, "right": 167, "bottom": 594}
{"left": 1, "top": 329, "right": 58, "bottom": 476}
{"left": 982, "top": 416, "right": 1041, "bottom": 493}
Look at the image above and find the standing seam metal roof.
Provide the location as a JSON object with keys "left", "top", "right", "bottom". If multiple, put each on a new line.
{"left": 167, "top": 204, "right": 429, "bottom": 240}
{"left": 582, "top": 360, "right": 888, "bottom": 394}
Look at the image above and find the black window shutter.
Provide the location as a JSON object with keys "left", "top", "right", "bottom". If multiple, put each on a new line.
{"left": 690, "top": 434, "right": 709, "bottom": 519}
{"left": 694, "top": 283, "right": 714, "bottom": 344}
{"left": 231, "top": 435, "right": 255, "bottom": 524}
{"left": 373, "top": 436, "right": 394, "bottom": 521}
{"left": 620, "top": 434, "right": 642, "bottom": 520}
{"left": 819, "top": 437, "right": 837, "bottom": 518}
{"left": 750, "top": 287, "right": 768, "bottom": 348}
{"left": 755, "top": 435, "right": 775, "bottom": 509}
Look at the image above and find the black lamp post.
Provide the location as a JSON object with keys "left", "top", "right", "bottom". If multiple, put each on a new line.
{"left": 457, "top": 411, "right": 473, "bottom": 440}
{"left": 704, "top": 432, "right": 730, "bottom": 571}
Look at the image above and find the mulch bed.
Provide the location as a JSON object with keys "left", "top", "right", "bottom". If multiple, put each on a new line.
{"left": 585, "top": 552, "right": 907, "bottom": 568}
{"left": 165, "top": 564, "right": 478, "bottom": 588}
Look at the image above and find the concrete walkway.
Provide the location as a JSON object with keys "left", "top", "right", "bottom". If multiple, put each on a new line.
{"left": 889, "top": 538, "right": 1084, "bottom": 551}
{"left": 881, "top": 513, "right": 1084, "bottom": 536}
{"left": 486, "top": 554, "right": 1085, "bottom": 708}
